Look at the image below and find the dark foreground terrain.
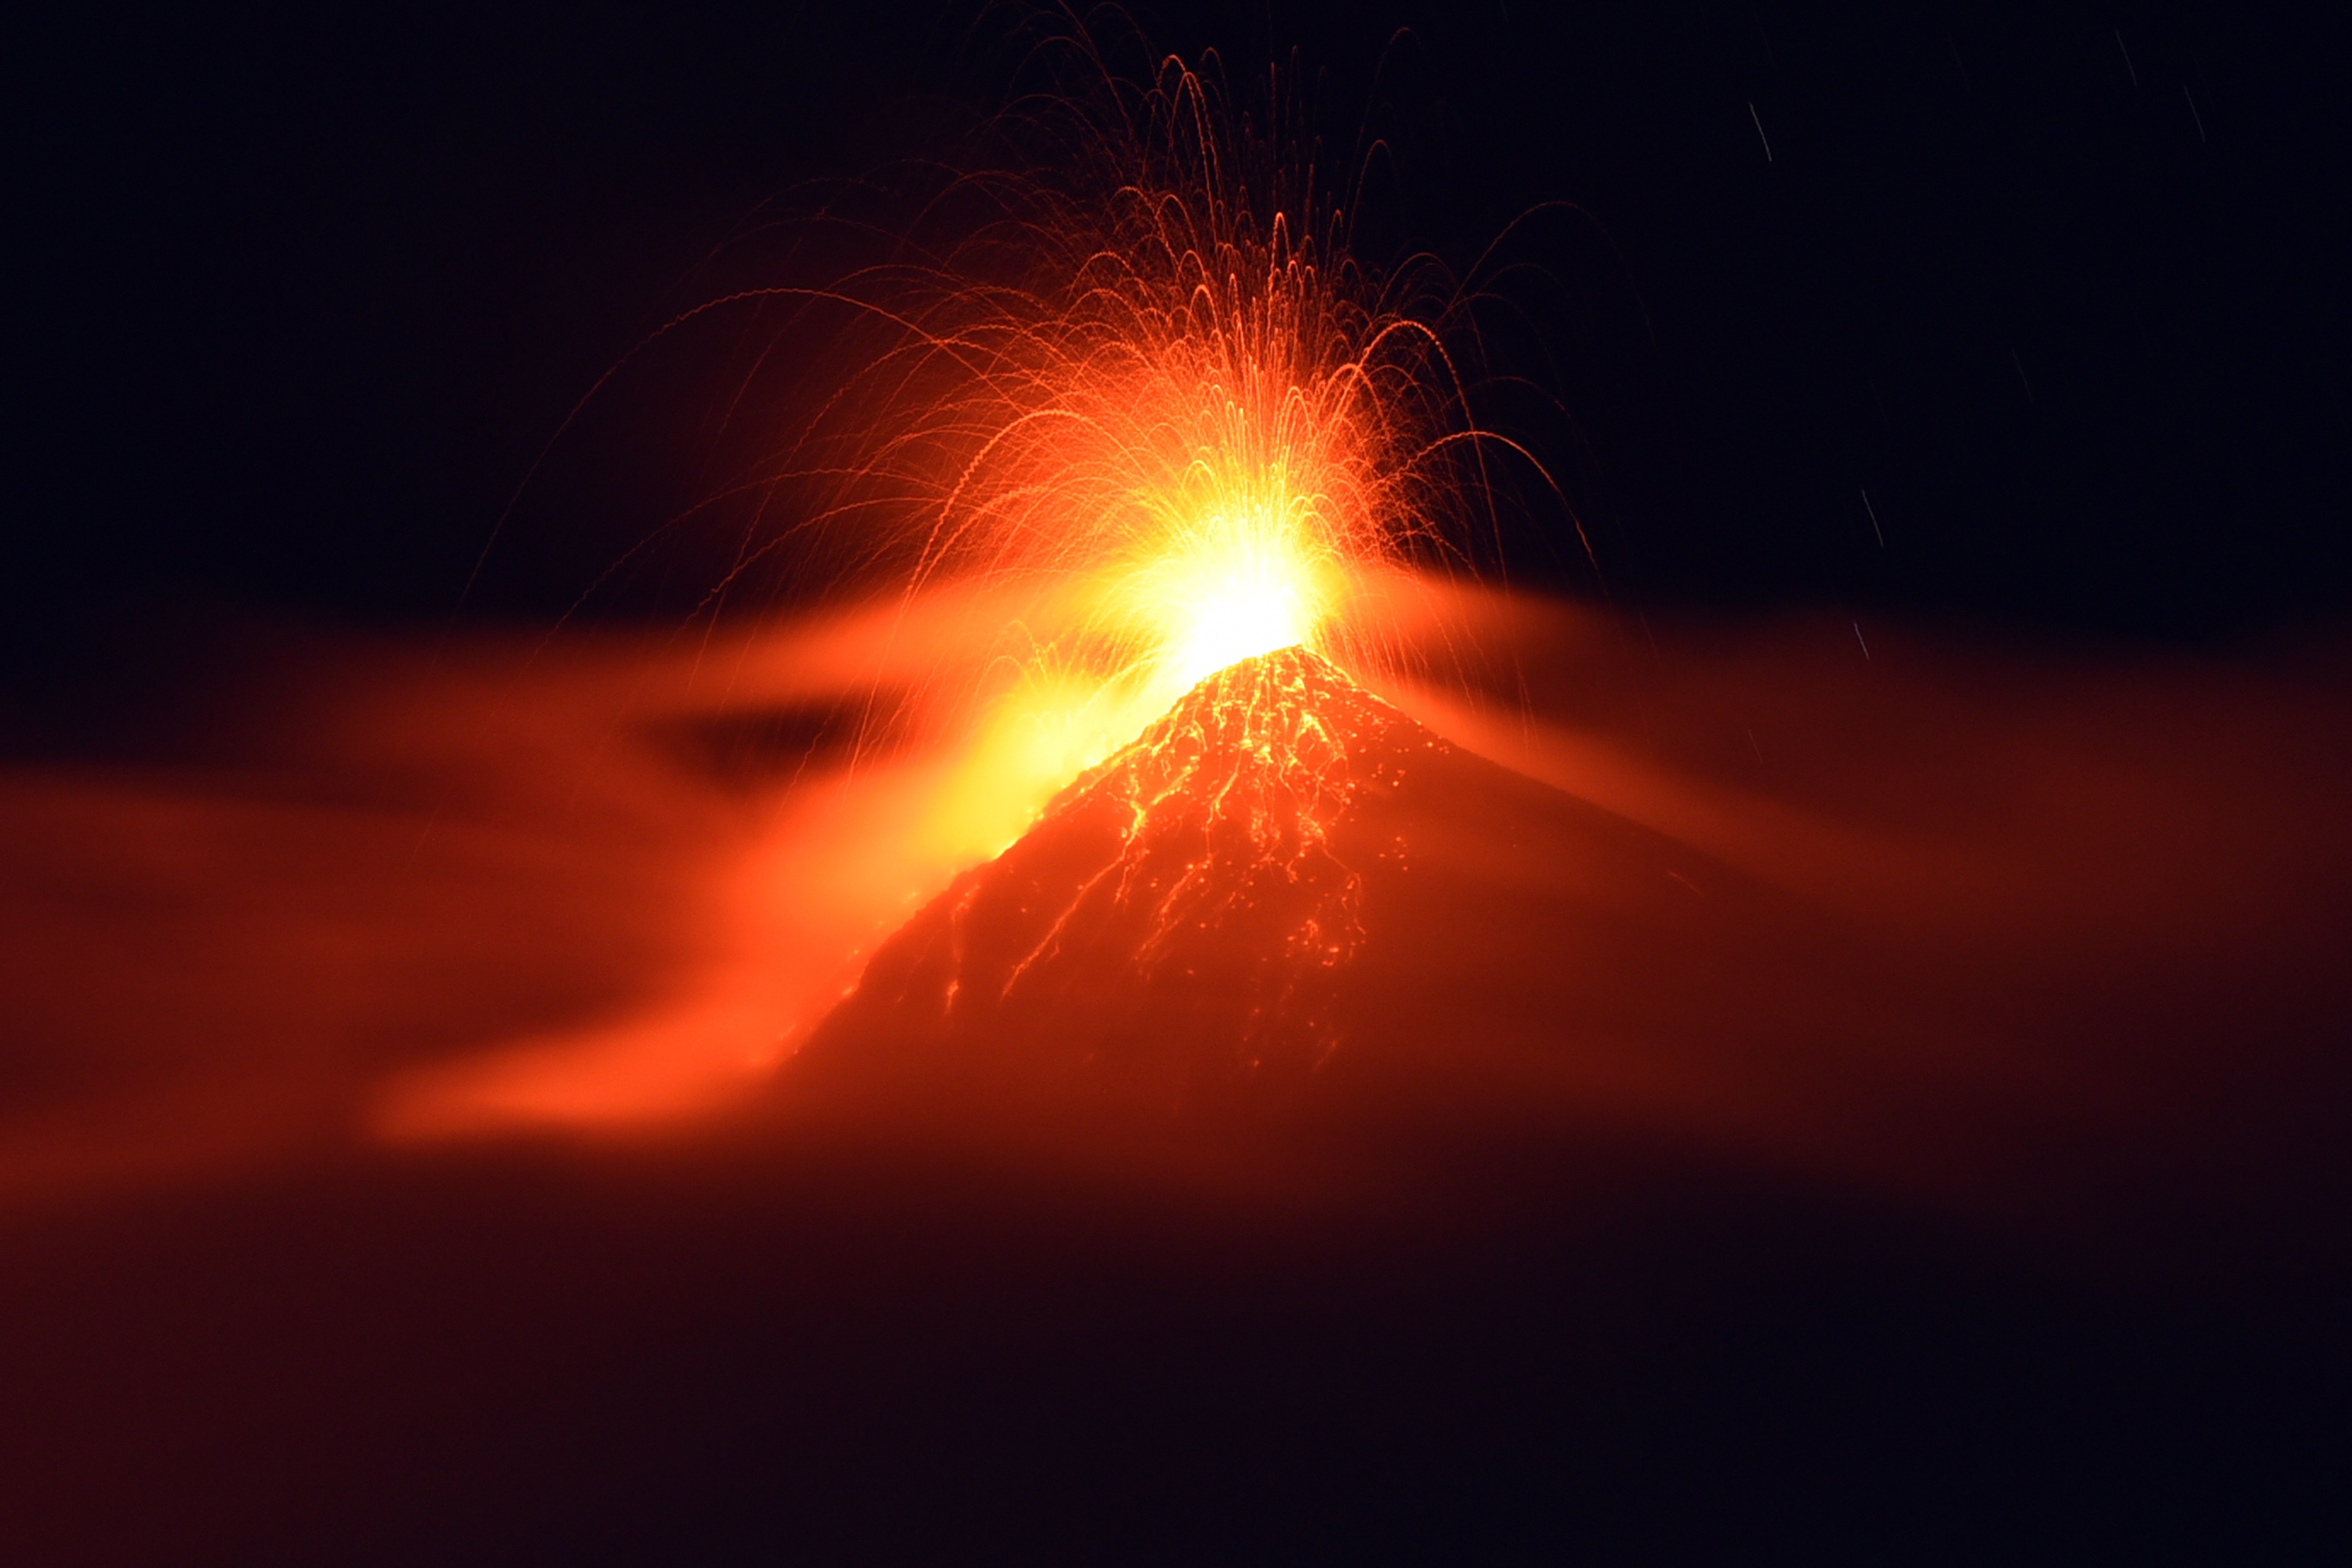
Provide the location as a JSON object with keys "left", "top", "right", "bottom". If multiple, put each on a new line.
{"left": 3, "top": 1119, "right": 2344, "bottom": 1562}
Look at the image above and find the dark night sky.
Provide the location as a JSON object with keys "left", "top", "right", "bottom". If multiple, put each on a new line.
{"left": 10, "top": 0, "right": 2349, "bottom": 658}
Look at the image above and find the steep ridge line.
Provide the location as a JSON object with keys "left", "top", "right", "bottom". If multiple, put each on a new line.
{"left": 819, "top": 646, "right": 1453, "bottom": 1082}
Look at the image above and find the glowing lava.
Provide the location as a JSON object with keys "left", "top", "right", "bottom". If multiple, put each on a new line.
{"left": 817, "top": 645, "right": 1447, "bottom": 1089}
{"left": 1110, "top": 511, "right": 1341, "bottom": 693}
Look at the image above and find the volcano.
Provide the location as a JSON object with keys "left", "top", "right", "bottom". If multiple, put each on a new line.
{"left": 806, "top": 649, "right": 1427, "bottom": 1092}
{"left": 794, "top": 646, "right": 1788, "bottom": 1148}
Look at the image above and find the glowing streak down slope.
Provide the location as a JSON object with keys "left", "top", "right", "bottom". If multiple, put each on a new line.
{"left": 820, "top": 647, "right": 1444, "bottom": 1093}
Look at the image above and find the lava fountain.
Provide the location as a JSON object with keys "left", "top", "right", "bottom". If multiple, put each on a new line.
{"left": 656, "top": 46, "right": 1553, "bottom": 850}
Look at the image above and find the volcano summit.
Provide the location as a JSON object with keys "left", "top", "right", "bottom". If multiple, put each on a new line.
{"left": 805, "top": 648, "right": 1439, "bottom": 1101}
{"left": 794, "top": 645, "right": 1778, "bottom": 1141}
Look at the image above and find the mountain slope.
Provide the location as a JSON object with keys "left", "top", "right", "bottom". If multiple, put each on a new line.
{"left": 810, "top": 650, "right": 1428, "bottom": 1087}
{"left": 792, "top": 645, "right": 1779, "bottom": 1132}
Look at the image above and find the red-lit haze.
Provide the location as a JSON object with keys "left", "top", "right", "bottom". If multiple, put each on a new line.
{"left": 4, "top": 56, "right": 2345, "bottom": 1247}
{"left": 3, "top": 591, "right": 2345, "bottom": 1252}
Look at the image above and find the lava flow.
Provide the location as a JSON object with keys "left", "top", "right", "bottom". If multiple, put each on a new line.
{"left": 788, "top": 628, "right": 1780, "bottom": 1157}
{"left": 809, "top": 646, "right": 1437, "bottom": 1098}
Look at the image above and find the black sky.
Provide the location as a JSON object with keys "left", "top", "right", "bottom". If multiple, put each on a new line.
{"left": 11, "top": 0, "right": 2349, "bottom": 657}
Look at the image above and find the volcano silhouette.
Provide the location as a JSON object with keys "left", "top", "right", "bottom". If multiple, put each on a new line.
{"left": 793, "top": 646, "right": 1788, "bottom": 1141}
{"left": 814, "top": 649, "right": 1427, "bottom": 1090}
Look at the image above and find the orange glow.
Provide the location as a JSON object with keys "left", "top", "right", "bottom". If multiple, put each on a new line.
{"left": 310, "top": 60, "right": 1538, "bottom": 1142}
{"left": 885, "top": 646, "right": 1412, "bottom": 1068}
{"left": 681, "top": 57, "right": 1521, "bottom": 858}
{"left": 887, "top": 170, "right": 1413, "bottom": 800}
{"left": 370, "top": 60, "right": 1526, "bottom": 1134}
{"left": 1105, "top": 502, "right": 1343, "bottom": 693}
